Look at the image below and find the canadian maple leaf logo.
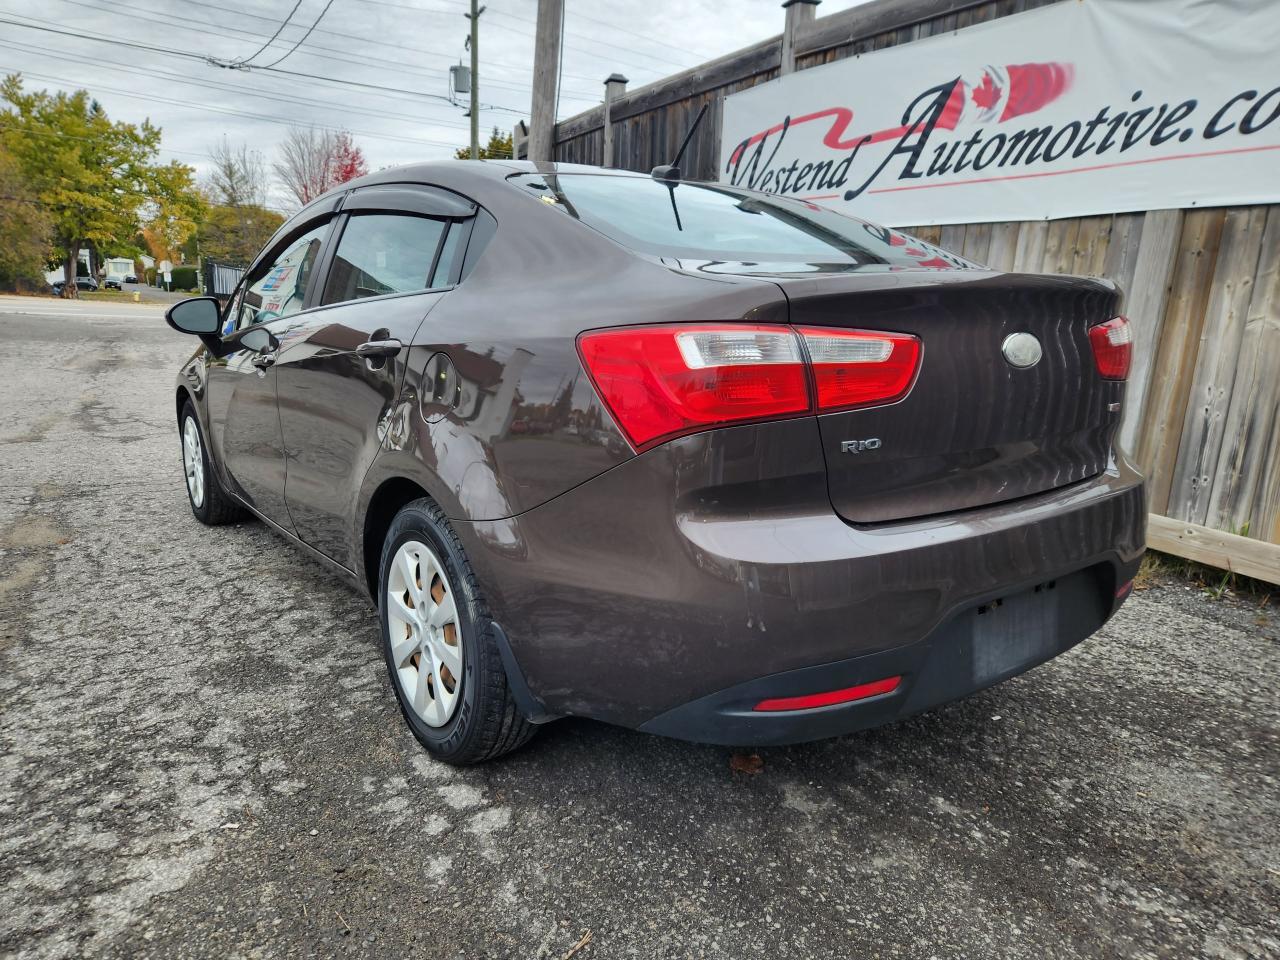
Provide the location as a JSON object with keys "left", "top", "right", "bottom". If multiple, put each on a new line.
{"left": 971, "top": 71, "right": 1002, "bottom": 110}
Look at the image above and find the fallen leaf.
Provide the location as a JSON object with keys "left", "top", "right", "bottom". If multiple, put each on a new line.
{"left": 730, "top": 753, "right": 763, "bottom": 775}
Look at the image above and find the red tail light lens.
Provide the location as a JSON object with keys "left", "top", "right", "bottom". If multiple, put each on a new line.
{"left": 1089, "top": 316, "right": 1132, "bottom": 380}
{"left": 799, "top": 327, "right": 921, "bottom": 412}
{"left": 577, "top": 325, "right": 810, "bottom": 451}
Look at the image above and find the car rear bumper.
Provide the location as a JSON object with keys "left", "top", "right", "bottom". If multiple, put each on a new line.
{"left": 638, "top": 563, "right": 1127, "bottom": 745}
{"left": 453, "top": 419, "right": 1146, "bottom": 735}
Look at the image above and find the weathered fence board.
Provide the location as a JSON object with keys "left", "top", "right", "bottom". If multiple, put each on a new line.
{"left": 1205, "top": 207, "right": 1280, "bottom": 540}
{"left": 1138, "top": 208, "right": 1226, "bottom": 515}
{"left": 1113, "top": 211, "right": 1179, "bottom": 455}
{"left": 1170, "top": 207, "right": 1270, "bottom": 527}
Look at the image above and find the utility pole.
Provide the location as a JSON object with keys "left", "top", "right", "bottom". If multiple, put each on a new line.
{"left": 529, "top": 0, "right": 563, "bottom": 161}
{"left": 466, "top": 1, "right": 485, "bottom": 159}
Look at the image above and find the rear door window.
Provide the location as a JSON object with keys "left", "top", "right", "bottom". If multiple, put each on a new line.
{"left": 321, "top": 214, "right": 448, "bottom": 306}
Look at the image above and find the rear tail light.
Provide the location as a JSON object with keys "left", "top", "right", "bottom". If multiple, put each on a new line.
{"left": 578, "top": 324, "right": 922, "bottom": 451}
{"left": 799, "top": 327, "right": 921, "bottom": 412}
{"left": 577, "top": 325, "right": 809, "bottom": 451}
{"left": 753, "top": 675, "right": 901, "bottom": 712}
{"left": 1089, "top": 316, "right": 1131, "bottom": 380}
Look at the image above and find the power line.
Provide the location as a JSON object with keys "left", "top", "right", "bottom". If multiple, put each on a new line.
{"left": 228, "top": 0, "right": 305, "bottom": 67}
{"left": 257, "top": 0, "right": 341, "bottom": 69}
{"left": 0, "top": 63, "right": 471, "bottom": 150}
{"left": 0, "top": 38, "right": 476, "bottom": 133}
{"left": 39, "top": 0, "right": 603, "bottom": 102}
{"left": 44, "top": 0, "right": 583, "bottom": 107}
{"left": 352, "top": 0, "right": 702, "bottom": 74}
{"left": 0, "top": 16, "right": 545, "bottom": 115}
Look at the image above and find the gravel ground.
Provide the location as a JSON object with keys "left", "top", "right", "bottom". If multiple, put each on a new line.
{"left": 1, "top": 297, "right": 1277, "bottom": 960}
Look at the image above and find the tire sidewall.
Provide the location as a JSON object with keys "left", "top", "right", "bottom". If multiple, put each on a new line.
{"left": 378, "top": 504, "right": 484, "bottom": 759}
{"left": 180, "top": 404, "right": 212, "bottom": 522}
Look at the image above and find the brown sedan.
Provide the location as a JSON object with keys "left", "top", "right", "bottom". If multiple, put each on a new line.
{"left": 165, "top": 161, "right": 1145, "bottom": 765}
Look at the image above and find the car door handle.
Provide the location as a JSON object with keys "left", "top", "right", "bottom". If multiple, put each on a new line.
{"left": 251, "top": 352, "right": 276, "bottom": 369}
{"left": 357, "top": 339, "right": 403, "bottom": 359}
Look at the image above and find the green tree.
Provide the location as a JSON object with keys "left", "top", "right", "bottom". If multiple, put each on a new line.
{"left": 198, "top": 138, "right": 283, "bottom": 264}
{"left": 199, "top": 200, "right": 284, "bottom": 264}
{"left": 0, "top": 143, "right": 52, "bottom": 290}
{"left": 0, "top": 74, "right": 203, "bottom": 296}
{"left": 454, "top": 126, "right": 513, "bottom": 160}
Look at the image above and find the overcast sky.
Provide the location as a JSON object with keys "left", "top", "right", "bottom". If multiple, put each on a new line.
{"left": 0, "top": 0, "right": 866, "bottom": 210}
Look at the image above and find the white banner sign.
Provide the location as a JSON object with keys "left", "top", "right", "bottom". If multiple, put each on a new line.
{"left": 720, "top": 0, "right": 1280, "bottom": 226}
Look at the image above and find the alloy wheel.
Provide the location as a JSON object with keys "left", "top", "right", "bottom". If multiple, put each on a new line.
{"left": 386, "top": 540, "right": 464, "bottom": 727}
{"left": 182, "top": 417, "right": 205, "bottom": 508}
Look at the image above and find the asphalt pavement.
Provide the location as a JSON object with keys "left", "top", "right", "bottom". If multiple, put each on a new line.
{"left": 0, "top": 296, "right": 1276, "bottom": 960}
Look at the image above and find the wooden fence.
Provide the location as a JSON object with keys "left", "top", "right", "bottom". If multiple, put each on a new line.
{"left": 546, "top": 0, "right": 1280, "bottom": 583}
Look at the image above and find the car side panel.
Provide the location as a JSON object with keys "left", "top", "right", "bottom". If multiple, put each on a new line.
{"left": 276, "top": 292, "right": 445, "bottom": 565}
{"left": 204, "top": 335, "right": 292, "bottom": 528}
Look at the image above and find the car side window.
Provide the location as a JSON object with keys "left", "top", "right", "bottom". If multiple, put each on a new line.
{"left": 235, "top": 222, "right": 329, "bottom": 331}
{"left": 321, "top": 214, "right": 448, "bottom": 306}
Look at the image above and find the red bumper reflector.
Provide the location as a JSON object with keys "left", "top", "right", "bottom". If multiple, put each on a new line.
{"left": 1115, "top": 579, "right": 1134, "bottom": 599}
{"left": 753, "top": 675, "right": 901, "bottom": 712}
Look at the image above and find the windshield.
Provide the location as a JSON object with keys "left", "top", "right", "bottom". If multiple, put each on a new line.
{"left": 513, "top": 173, "right": 977, "bottom": 273}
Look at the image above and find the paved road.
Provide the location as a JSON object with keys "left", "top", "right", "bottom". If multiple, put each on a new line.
{"left": 1, "top": 298, "right": 1277, "bottom": 960}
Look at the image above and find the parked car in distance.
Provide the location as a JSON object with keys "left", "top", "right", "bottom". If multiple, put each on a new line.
{"left": 52, "top": 277, "right": 99, "bottom": 296}
{"left": 125, "top": 274, "right": 138, "bottom": 284}
{"left": 104, "top": 277, "right": 123, "bottom": 290}
{"left": 164, "top": 160, "right": 1145, "bottom": 766}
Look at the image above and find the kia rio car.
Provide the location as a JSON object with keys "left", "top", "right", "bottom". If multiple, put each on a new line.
{"left": 164, "top": 161, "right": 1145, "bottom": 765}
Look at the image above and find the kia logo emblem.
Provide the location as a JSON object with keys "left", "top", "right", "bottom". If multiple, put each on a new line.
{"left": 1001, "top": 332, "right": 1042, "bottom": 369}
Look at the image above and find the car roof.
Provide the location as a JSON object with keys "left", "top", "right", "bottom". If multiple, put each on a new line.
{"left": 337, "top": 159, "right": 652, "bottom": 192}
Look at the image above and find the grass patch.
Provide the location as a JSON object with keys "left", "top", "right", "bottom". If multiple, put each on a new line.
{"left": 1139, "top": 550, "right": 1273, "bottom": 612}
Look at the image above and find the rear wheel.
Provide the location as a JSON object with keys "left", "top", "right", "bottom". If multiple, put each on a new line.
{"left": 179, "top": 400, "right": 246, "bottom": 525}
{"left": 378, "top": 498, "right": 535, "bottom": 765}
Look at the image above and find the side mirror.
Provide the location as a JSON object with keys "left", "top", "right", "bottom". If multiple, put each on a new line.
{"left": 165, "top": 296, "right": 221, "bottom": 336}
{"left": 239, "top": 326, "right": 279, "bottom": 354}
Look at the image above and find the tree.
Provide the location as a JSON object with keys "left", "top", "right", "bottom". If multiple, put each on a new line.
{"left": 0, "top": 143, "right": 52, "bottom": 290}
{"left": 200, "top": 138, "right": 281, "bottom": 264}
{"left": 207, "top": 137, "right": 269, "bottom": 208}
{"left": 454, "top": 127, "right": 513, "bottom": 160}
{"left": 331, "top": 131, "right": 368, "bottom": 183}
{"left": 140, "top": 162, "right": 205, "bottom": 266}
{"left": 199, "top": 201, "right": 284, "bottom": 264}
{"left": 273, "top": 126, "right": 368, "bottom": 207}
{"left": 0, "top": 74, "right": 203, "bottom": 296}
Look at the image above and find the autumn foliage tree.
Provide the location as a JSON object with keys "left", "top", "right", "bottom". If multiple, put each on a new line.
{"left": 331, "top": 131, "right": 368, "bottom": 183}
{"left": 0, "top": 74, "right": 203, "bottom": 295}
{"left": 273, "top": 126, "right": 368, "bottom": 207}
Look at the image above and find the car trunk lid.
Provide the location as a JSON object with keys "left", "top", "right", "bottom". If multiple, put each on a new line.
{"left": 774, "top": 270, "right": 1125, "bottom": 524}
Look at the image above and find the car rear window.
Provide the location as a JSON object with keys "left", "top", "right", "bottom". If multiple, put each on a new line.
{"left": 512, "top": 173, "right": 975, "bottom": 272}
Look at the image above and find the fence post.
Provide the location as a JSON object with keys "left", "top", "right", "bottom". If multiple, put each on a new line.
{"left": 602, "top": 73, "right": 628, "bottom": 167}
{"left": 780, "top": 0, "right": 820, "bottom": 76}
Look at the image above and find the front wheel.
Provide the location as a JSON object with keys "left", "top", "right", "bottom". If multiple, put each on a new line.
{"left": 379, "top": 498, "right": 535, "bottom": 765}
{"left": 179, "top": 400, "right": 246, "bottom": 526}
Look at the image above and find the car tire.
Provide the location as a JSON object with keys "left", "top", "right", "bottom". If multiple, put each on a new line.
{"left": 179, "top": 400, "right": 246, "bottom": 526}
{"left": 378, "top": 498, "right": 535, "bottom": 765}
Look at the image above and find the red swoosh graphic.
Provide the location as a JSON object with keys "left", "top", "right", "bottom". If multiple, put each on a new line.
{"left": 729, "top": 62, "right": 1073, "bottom": 166}
{"left": 729, "top": 84, "right": 965, "bottom": 165}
